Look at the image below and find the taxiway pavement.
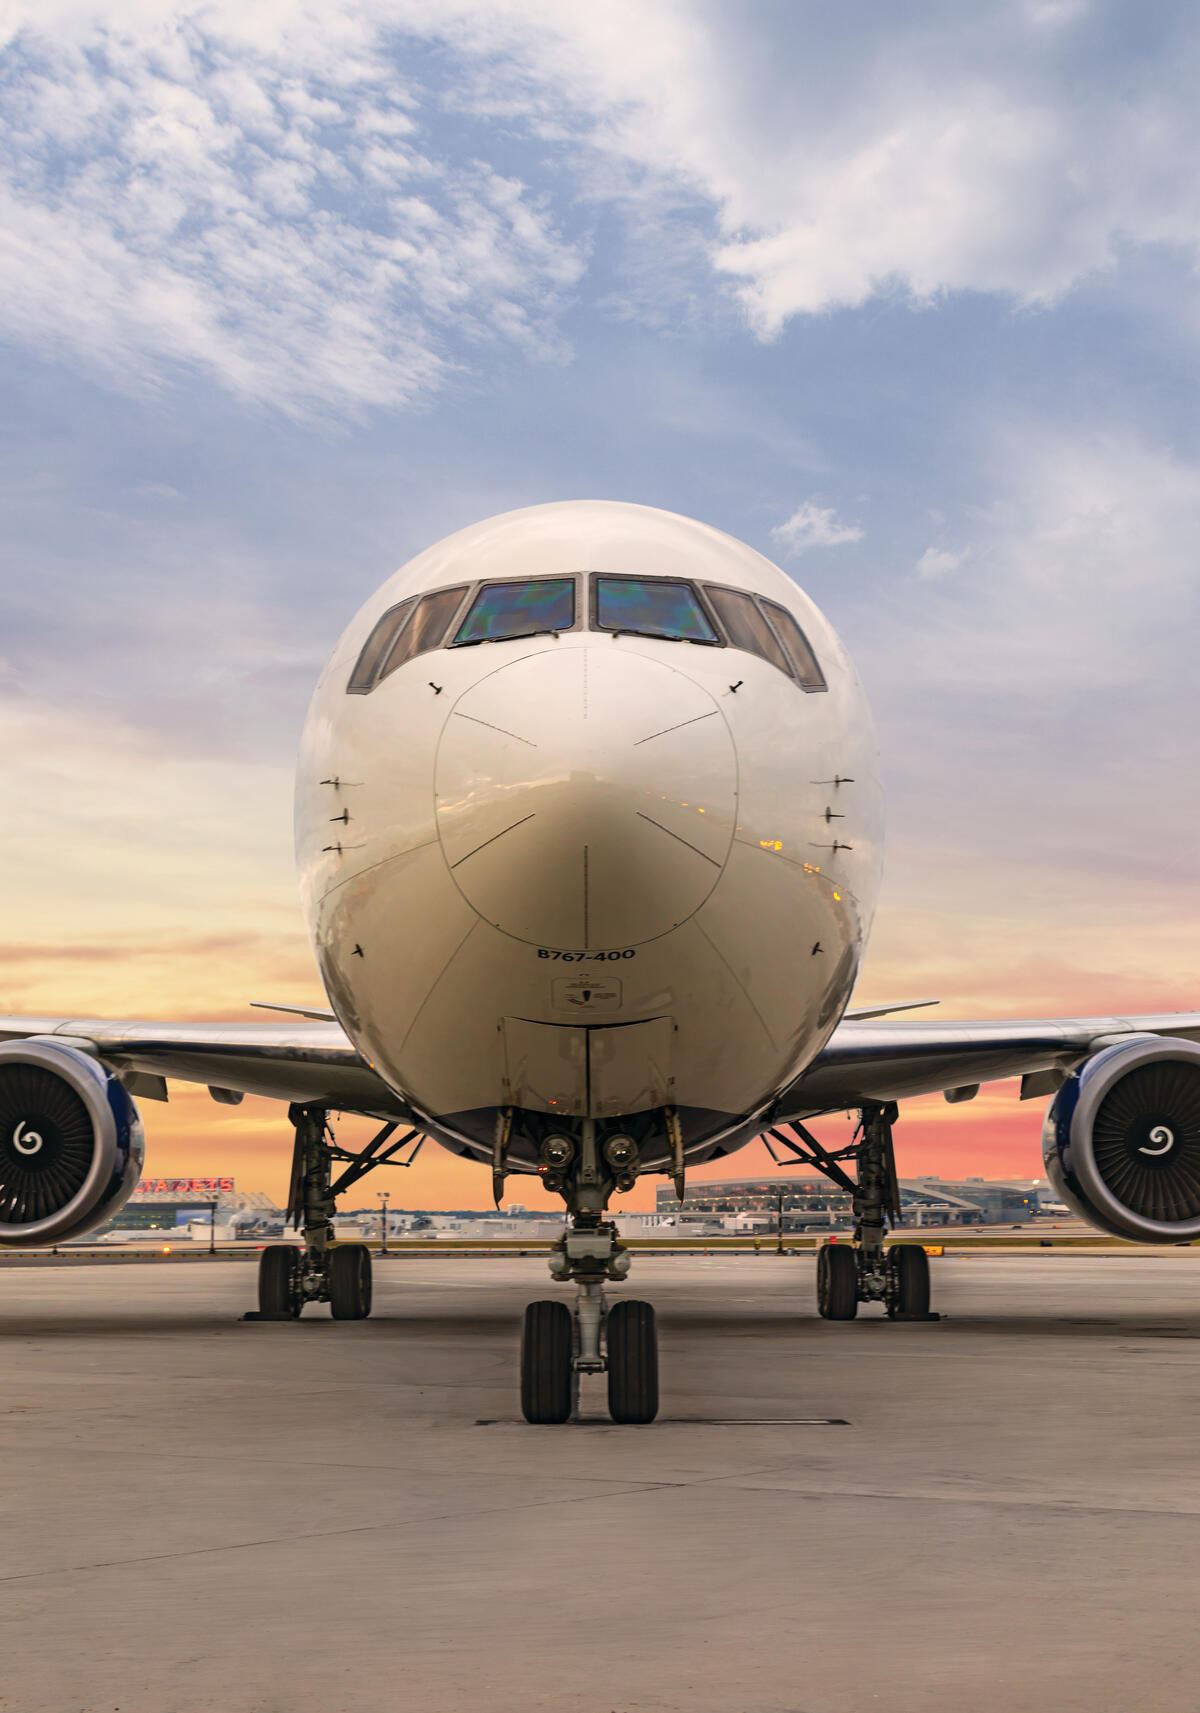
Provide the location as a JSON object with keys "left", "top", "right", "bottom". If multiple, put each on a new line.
{"left": 2, "top": 1251, "right": 1198, "bottom": 1712}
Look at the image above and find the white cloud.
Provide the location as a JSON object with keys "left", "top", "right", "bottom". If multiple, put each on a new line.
{"left": 914, "top": 547, "right": 966, "bottom": 580}
{"left": 5, "top": 2, "right": 1200, "bottom": 410}
{"left": 395, "top": 3, "right": 1200, "bottom": 332}
{"left": 863, "top": 428, "right": 1200, "bottom": 699}
{"left": 850, "top": 427, "right": 1200, "bottom": 957}
{"left": 772, "top": 500, "right": 864, "bottom": 555}
{"left": 0, "top": 7, "right": 586, "bottom": 415}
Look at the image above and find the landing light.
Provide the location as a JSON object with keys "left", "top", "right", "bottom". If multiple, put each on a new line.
{"left": 604, "top": 1135, "right": 638, "bottom": 1169}
{"left": 540, "top": 1135, "right": 574, "bottom": 1169}
{"left": 539, "top": 1133, "right": 575, "bottom": 1194}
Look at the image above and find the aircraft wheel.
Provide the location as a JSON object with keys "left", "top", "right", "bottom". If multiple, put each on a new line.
{"left": 258, "top": 1244, "right": 302, "bottom": 1319}
{"left": 887, "top": 1243, "right": 931, "bottom": 1319}
{"left": 521, "top": 1300, "right": 573, "bottom": 1424}
{"left": 816, "top": 1243, "right": 858, "bottom": 1320}
{"left": 607, "top": 1299, "right": 659, "bottom": 1424}
{"left": 330, "top": 1243, "right": 373, "bottom": 1320}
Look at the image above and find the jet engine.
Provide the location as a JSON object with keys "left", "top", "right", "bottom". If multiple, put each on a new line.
{"left": 1043, "top": 1036, "right": 1200, "bottom": 1242}
{"left": 0, "top": 1039, "right": 145, "bottom": 1247}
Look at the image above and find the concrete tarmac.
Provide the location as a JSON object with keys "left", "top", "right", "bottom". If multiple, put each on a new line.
{"left": 3, "top": 1252, "right": 1200, "bottom": 1713}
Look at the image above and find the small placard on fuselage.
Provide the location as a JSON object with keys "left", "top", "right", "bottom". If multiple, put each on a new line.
{"left": 551, "top": 976, "right": 623, "bottom": 1013}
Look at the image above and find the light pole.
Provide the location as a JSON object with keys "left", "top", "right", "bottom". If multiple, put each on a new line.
{"left": 379, "top": 1190, "right": 390, "bottom": 1256}
{"left": 209, "top": 1198, "right": 217, "bottom": 1255}
{"left": 776, "top": 1186, "right": 785, "bottom": 1255}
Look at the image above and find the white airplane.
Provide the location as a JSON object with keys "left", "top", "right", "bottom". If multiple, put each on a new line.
{"left": 3, "top": 500, "right": 1200, "bottom": 1423}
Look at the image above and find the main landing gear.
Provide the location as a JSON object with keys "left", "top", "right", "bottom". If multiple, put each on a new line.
{"left": 253, "top": 1102, "right": 420, "bottom": 1321}
{"left": 815, "top": 1237, "right": 931, "bottom": 1321}
{"left": 518, "top": 1118, "right": 660, "bottom": 1424}
{"left": 768, "top": 1102, "right": 937, "bottom": 1322}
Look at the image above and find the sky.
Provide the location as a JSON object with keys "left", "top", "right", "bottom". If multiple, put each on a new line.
{"left": 2, "top": 0, "right": 1200, "bottom": 1210}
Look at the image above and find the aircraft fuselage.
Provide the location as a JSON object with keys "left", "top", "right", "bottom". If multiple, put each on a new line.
{"left": 296, "top": 501, "right": 882, "bottom": 1178}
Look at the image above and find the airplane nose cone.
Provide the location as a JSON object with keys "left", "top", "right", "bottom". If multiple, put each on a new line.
{"left": 435, "top": 647, "right": 737, "bottom": 946}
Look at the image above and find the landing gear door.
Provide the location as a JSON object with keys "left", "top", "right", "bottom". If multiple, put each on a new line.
{"left": 502, "top": 1019, "right": 587, "bottom": 1116}
{"left": 587, "top": 1017, "right": 674, "bottom": 1118}
{"left": 501, "top": 1016, "right": 674, "bottom": 1118}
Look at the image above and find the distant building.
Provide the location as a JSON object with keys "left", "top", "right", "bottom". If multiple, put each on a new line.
{"left": 614, "top": 1211, "right": 725, "bottom": 1236}
{"left": 655, "top": 1178, "right": 848, "bottom": 1229}
{"left": 92, "top": 1177, "right": 281, "bottom": 1235}
{"left": 909, "top": 1179, "right": 1040, "bottom": 1222}
{"left": 655, "top": 1175, "right": 1043, "bottom": 1227}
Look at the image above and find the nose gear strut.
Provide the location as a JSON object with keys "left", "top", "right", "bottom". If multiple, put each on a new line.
{"left": 521, "top": 1118, "right": 659, "bottom": 1424}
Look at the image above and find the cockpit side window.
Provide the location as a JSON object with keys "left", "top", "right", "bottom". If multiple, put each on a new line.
{"left": 759, "top": 600, "right": 827, "bottom": 690}
{"left": 346, "top": 585, "right": 468, "bottom": 693}
{"left": 451, "top": 577, "right": 576, "bottom": 645}
{"left": 347, "top": 598, "right": 417, "bottom": 693}
{"left": 703, "top": 585, "right": 791, "bottom": 674}
{"left": 592, "top": 576, "right": 719, "bottom": 643}
{"left": 380, "top": 585, "right": 470, "bottom": 680}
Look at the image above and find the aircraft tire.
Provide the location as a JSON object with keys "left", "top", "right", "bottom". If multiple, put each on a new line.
{"left": 607, "top": 1298, "right": 659, "bottom": 1424}
{"left": 521, "top": 1300, "right": 573, "bottom": 1424}
{"left": 330, "top": 1243, "right": 373, "bottom": 1320}
{"left": 258, "top": 1244, "right": 302, "bottom": 1319}
{"left": 817, "top": 1243, "right": 858, "bottom": 1319}
{"left": 887, "top": 1243, "right": 931, "bottom": 1319}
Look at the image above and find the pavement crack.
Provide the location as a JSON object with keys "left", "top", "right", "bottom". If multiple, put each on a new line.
{"left": 697, "top": 1480, "right": 1200, "bottom": 1520}
{"left": 0, "top": 1479, "right": 681, "bottom": 1586}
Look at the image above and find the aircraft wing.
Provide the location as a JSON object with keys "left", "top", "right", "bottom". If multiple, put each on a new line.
{"left": 0, "top": 1015, "right": 410, "bottom": 1118}
{"left": 9, "top": 1005, "right": 1200, "bottom": 1131}
{"left": 773, "top": 1011, "right": 1200, "bottom": 1120}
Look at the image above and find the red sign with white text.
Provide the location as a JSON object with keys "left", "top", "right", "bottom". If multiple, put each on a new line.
{"left": 134, "top": 1177, "right": 234, "bottom": 1195}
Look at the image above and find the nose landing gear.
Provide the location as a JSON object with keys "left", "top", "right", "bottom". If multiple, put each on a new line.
{"left": 520, "top": 1219, "right": 659, "bottom": 1424}
{"left": 520, "top": 1299, "right": 573, "bottom": 1424}
{"left": 606, "top": 1297, "right": 659, "bottom": 1425}
{"left": 519, "top": 1119, "right": 660, "bottom": 1424}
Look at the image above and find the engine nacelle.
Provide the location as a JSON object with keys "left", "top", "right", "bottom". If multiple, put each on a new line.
{"left": 1044, "top": 1035, "right": 1200, "bottom": 1243}
{"left": 0, "top": 1039, "right": 145, "bottom": 1247}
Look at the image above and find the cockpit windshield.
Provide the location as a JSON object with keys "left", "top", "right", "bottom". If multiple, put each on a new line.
{"left": 593, "top": 577, "right": 718, "bottom": 643}
{"left": 452, "top": 578, "right": 575, "bottom": 645}
{"left": 346, "top": 565, "right": 825, "bottom": 694}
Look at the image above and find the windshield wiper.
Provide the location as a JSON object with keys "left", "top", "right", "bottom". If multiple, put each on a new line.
{"left": 452, "top": 627, "right": 565, "bottom": 648}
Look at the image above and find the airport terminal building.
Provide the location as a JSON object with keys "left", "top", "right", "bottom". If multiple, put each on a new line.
{"left": 655, "top": 1176, "right": 1044, "bottom": 1228}
{"left": 93, "top": 1174, "right": 1043, "bottom": 1242}
{"left": 98, "top": 1178, "right": 281, "bottom": 1234}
